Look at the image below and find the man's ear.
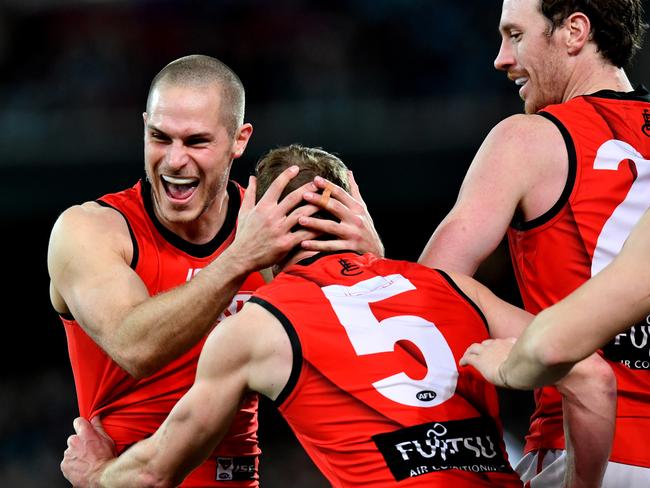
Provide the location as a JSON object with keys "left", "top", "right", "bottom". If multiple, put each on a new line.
{"left": 565, "top": 12, "right": 591, "bottom": 56}
{"left": 232, "top": 123, "right": 253, "bottom": 159}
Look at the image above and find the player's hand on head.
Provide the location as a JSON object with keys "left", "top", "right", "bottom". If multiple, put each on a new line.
{"left": 459, "top": 338, "right": 516, "bottom": 387}
{"left": 300, "top": 172, "right": 384, "bottom": 257}
{"left": 61, "top": 416, "right": 116, "bottom": 487}
{"left": 232, "top": 166, "right": 320, "bottom": 271}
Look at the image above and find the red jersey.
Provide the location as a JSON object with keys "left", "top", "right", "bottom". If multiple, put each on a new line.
{"left": 252, "top": 251, "right": 522, "bottom": 487}
{"left": 61, "top": 180, "right": 265, "bottom": 486}
{"left": 507, "top": 86, "right": 650, "bottom": 467}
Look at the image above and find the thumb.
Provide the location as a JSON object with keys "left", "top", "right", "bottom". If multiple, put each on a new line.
{"left": 90, "top": 416, "right": 117, "bottom": 455}
{"left": 73, "top": 417, "right": 93, "bottom": 436}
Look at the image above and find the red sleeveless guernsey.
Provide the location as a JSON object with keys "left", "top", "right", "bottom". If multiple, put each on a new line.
{"left": 61, "top": 180, "right": 265, "bottom": 486}
{"left": 507, "top": 86, "right": 650, "bottom": 467}
{"left": 251, "top": 251, "right": 522, "bottom": 487}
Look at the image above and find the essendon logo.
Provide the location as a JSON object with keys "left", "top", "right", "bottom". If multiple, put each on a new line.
{"left": 642, "top": 109, "right": 650, "bottom": 137}
{"left": 338, "top": 258, "right": 362, "bottom": 276}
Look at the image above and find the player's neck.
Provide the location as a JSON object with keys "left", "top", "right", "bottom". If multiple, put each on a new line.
{"left": 564, "top": 62, "right": 633, "bottom": 103}
{"left": 273, "top": 249, "right": 319, "bottom": 277}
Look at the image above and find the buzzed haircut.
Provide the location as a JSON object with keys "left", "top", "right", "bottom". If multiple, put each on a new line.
{"left": 540, "top": 0, "right": 648, "bottom": 68}
{"left": 146, "top": 54, "right": 245, "bottom": 137}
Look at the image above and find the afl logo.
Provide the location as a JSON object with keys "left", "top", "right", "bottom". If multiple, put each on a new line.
{"left": 416, "top": 390, "right": 437, "bottom": 402}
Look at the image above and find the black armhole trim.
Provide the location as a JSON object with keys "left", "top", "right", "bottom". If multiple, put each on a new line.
{"left": 96, "top": 200, "right": 139, "bottom": 270}
{"left": 435, "top": 269, "right": 489, "bottom": 333}
{"left": 140, "top": 179, "right": 241, "bottom": 258}
{"left": 59, "top": 312, "right": 75, "bottom": 321}
{"left": 511, "top": 111, "right": 577, "bottom": 231}
{"left": 248, "top": 296, "right": 303, "bottom": 407}
{"left": 586, "top": 84, "right": 650, "bottom": 102}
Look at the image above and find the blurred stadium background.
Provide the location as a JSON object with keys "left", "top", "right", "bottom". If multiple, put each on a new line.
{"left": 2, "top": 0, "right": 649, "bottom": 485}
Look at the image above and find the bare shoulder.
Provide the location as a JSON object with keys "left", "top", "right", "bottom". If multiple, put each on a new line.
{"left": 442, "top": 270, "right": 481, "bottom": 302}
{"left": 50, "top": 201, "right": 133, "bottom": 260}
{"left": 203, "top": 300, "right": 293, "bottom": 400}
{"left": 53, "top": 201, "right": 130, "bottom": 239}
{"left": 213, "top": 301, "right": 290, "bottom": 359}
{"left": 490, "top": 113, "right": 561, "bottom": 140}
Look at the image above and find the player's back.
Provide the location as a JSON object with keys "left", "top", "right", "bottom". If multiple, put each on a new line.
{"left": 252, "top": 251, "right": 522, "bottom": 487}
{"left": 508, "top": 86, "right": 650, "bottom": 465}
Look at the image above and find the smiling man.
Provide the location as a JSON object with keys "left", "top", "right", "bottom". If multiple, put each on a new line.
{"left": 48, "top": 55, "right": 381, "bottom": 487}
{"left": 419, "top": 1, "right": 650, "bottom": 486}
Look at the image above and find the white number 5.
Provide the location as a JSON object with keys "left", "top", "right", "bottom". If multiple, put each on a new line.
{"left": 322, "top": 274, "right": 458, "bottom": 408}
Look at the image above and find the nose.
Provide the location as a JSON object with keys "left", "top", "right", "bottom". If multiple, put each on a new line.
{"left": 494, "top": 38, "right": 514, "bottom": 71}
{"left": 166, "top": 140, "right": 189, "bottom": 169}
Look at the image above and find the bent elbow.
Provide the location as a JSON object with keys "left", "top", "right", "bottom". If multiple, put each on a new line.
{"left": 558, "top": 354, "right": 616, "bottom": 401}
{"left": 114, "top": 349, "right": 163, "bottom": 380}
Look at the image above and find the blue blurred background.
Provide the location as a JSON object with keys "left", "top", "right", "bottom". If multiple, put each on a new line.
{"left": 2, "top": 0, "right": 649, "bottom": 485}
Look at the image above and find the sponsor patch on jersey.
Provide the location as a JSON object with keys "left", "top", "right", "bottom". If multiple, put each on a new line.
{"left": 603, "top": 317, "right": 650, "bottom": 370}
{"left": 215, "top": 455, "right": 258, "bottom": 481}
{"left": 642, "top": 109, "right": 650, "bottom": 137}
{"left": 372, "top": 417, "right": 511, "bottom": 481}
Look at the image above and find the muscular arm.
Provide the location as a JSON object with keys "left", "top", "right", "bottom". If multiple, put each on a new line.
{"left": 48, "top": 167, "right": 316, "bottom": 378}
{"left": 419, "top": 114, "right": 567, "bottom": 274}
{"left": 495, "top": 209, "right": 650, "bottom": 388}
{"left": 61, "top": 303, "right": 292, "bottom": 488}
{"left": 453, "top": 272, "right": 616, "bottom": 488}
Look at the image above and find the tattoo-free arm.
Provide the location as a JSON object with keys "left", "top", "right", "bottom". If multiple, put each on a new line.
{"left": 497, "top": 209, "right": 650, "bottom": 388}
{"left": 48, "top": 167, "right": 316, "bottom": 379}
{"left": 454, "top": 273, "right": 616, "bottom": 488}
{"left": 419, "top": 115, "right": 566, "bottom": 275}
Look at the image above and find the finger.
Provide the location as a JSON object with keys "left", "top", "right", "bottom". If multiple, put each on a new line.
{"left": 303, "top": 190, "right": 356, "bottom": 222}
{"left": 240, "top": 175, "right": 257, "bottom": 213}
{"left": 90, "top": 415, "right": 117, "bottom": 454}
{"left": 300, "top": 239, "right": 352, "bottom": 253}
{"left": 90, "top": 416, "right": 111, "bottom": 440}
{"left": 347, "top": 170, "right": 365, "bottom": 205}
{"left": 284, "top": 204, "right": 320, "bottom": 228}
{"left": 257, "top": 165, "right": 299, "bottom": 204}
{"left": 319, "top": 183, "right": 333, "bottom": 208}
{"left": 280, "top": 230, "right": 321, "bottom": 254}
{"left": 463, "top": 342, "right": 485, "bottom": 357}
{"left": 276, "top": 181, "right": 318, "bottom": 216}
{"left": 67, "top": 434, "right": 79, "bottom": 448}
{"left": 311, "top": 176, "right": 361, "bottom": 212}
{"left": 298, "top": 215, "right": 343, "bottom": 237}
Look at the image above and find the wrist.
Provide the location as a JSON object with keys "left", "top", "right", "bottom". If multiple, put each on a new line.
{"left": 218, "top": 245, "right": 257, "bottom": 278}
{"left": 497, "top": 361, "right": 512, "bottom": 389}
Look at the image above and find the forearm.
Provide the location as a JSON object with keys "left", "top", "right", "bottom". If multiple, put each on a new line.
{"left": 99, "top": 378, "right": 232, "bottom": 488}
{"left": 112, "top": 247, "right": 252, "bottom": 378}
{"left": 498, "top": 317, "right": 574, "bottom": 389}
{"left": 556, "top": 355, "right": 616, "bottom": 488}
{"left": 95, "top": 440, "right": 175, "bottom": 488}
